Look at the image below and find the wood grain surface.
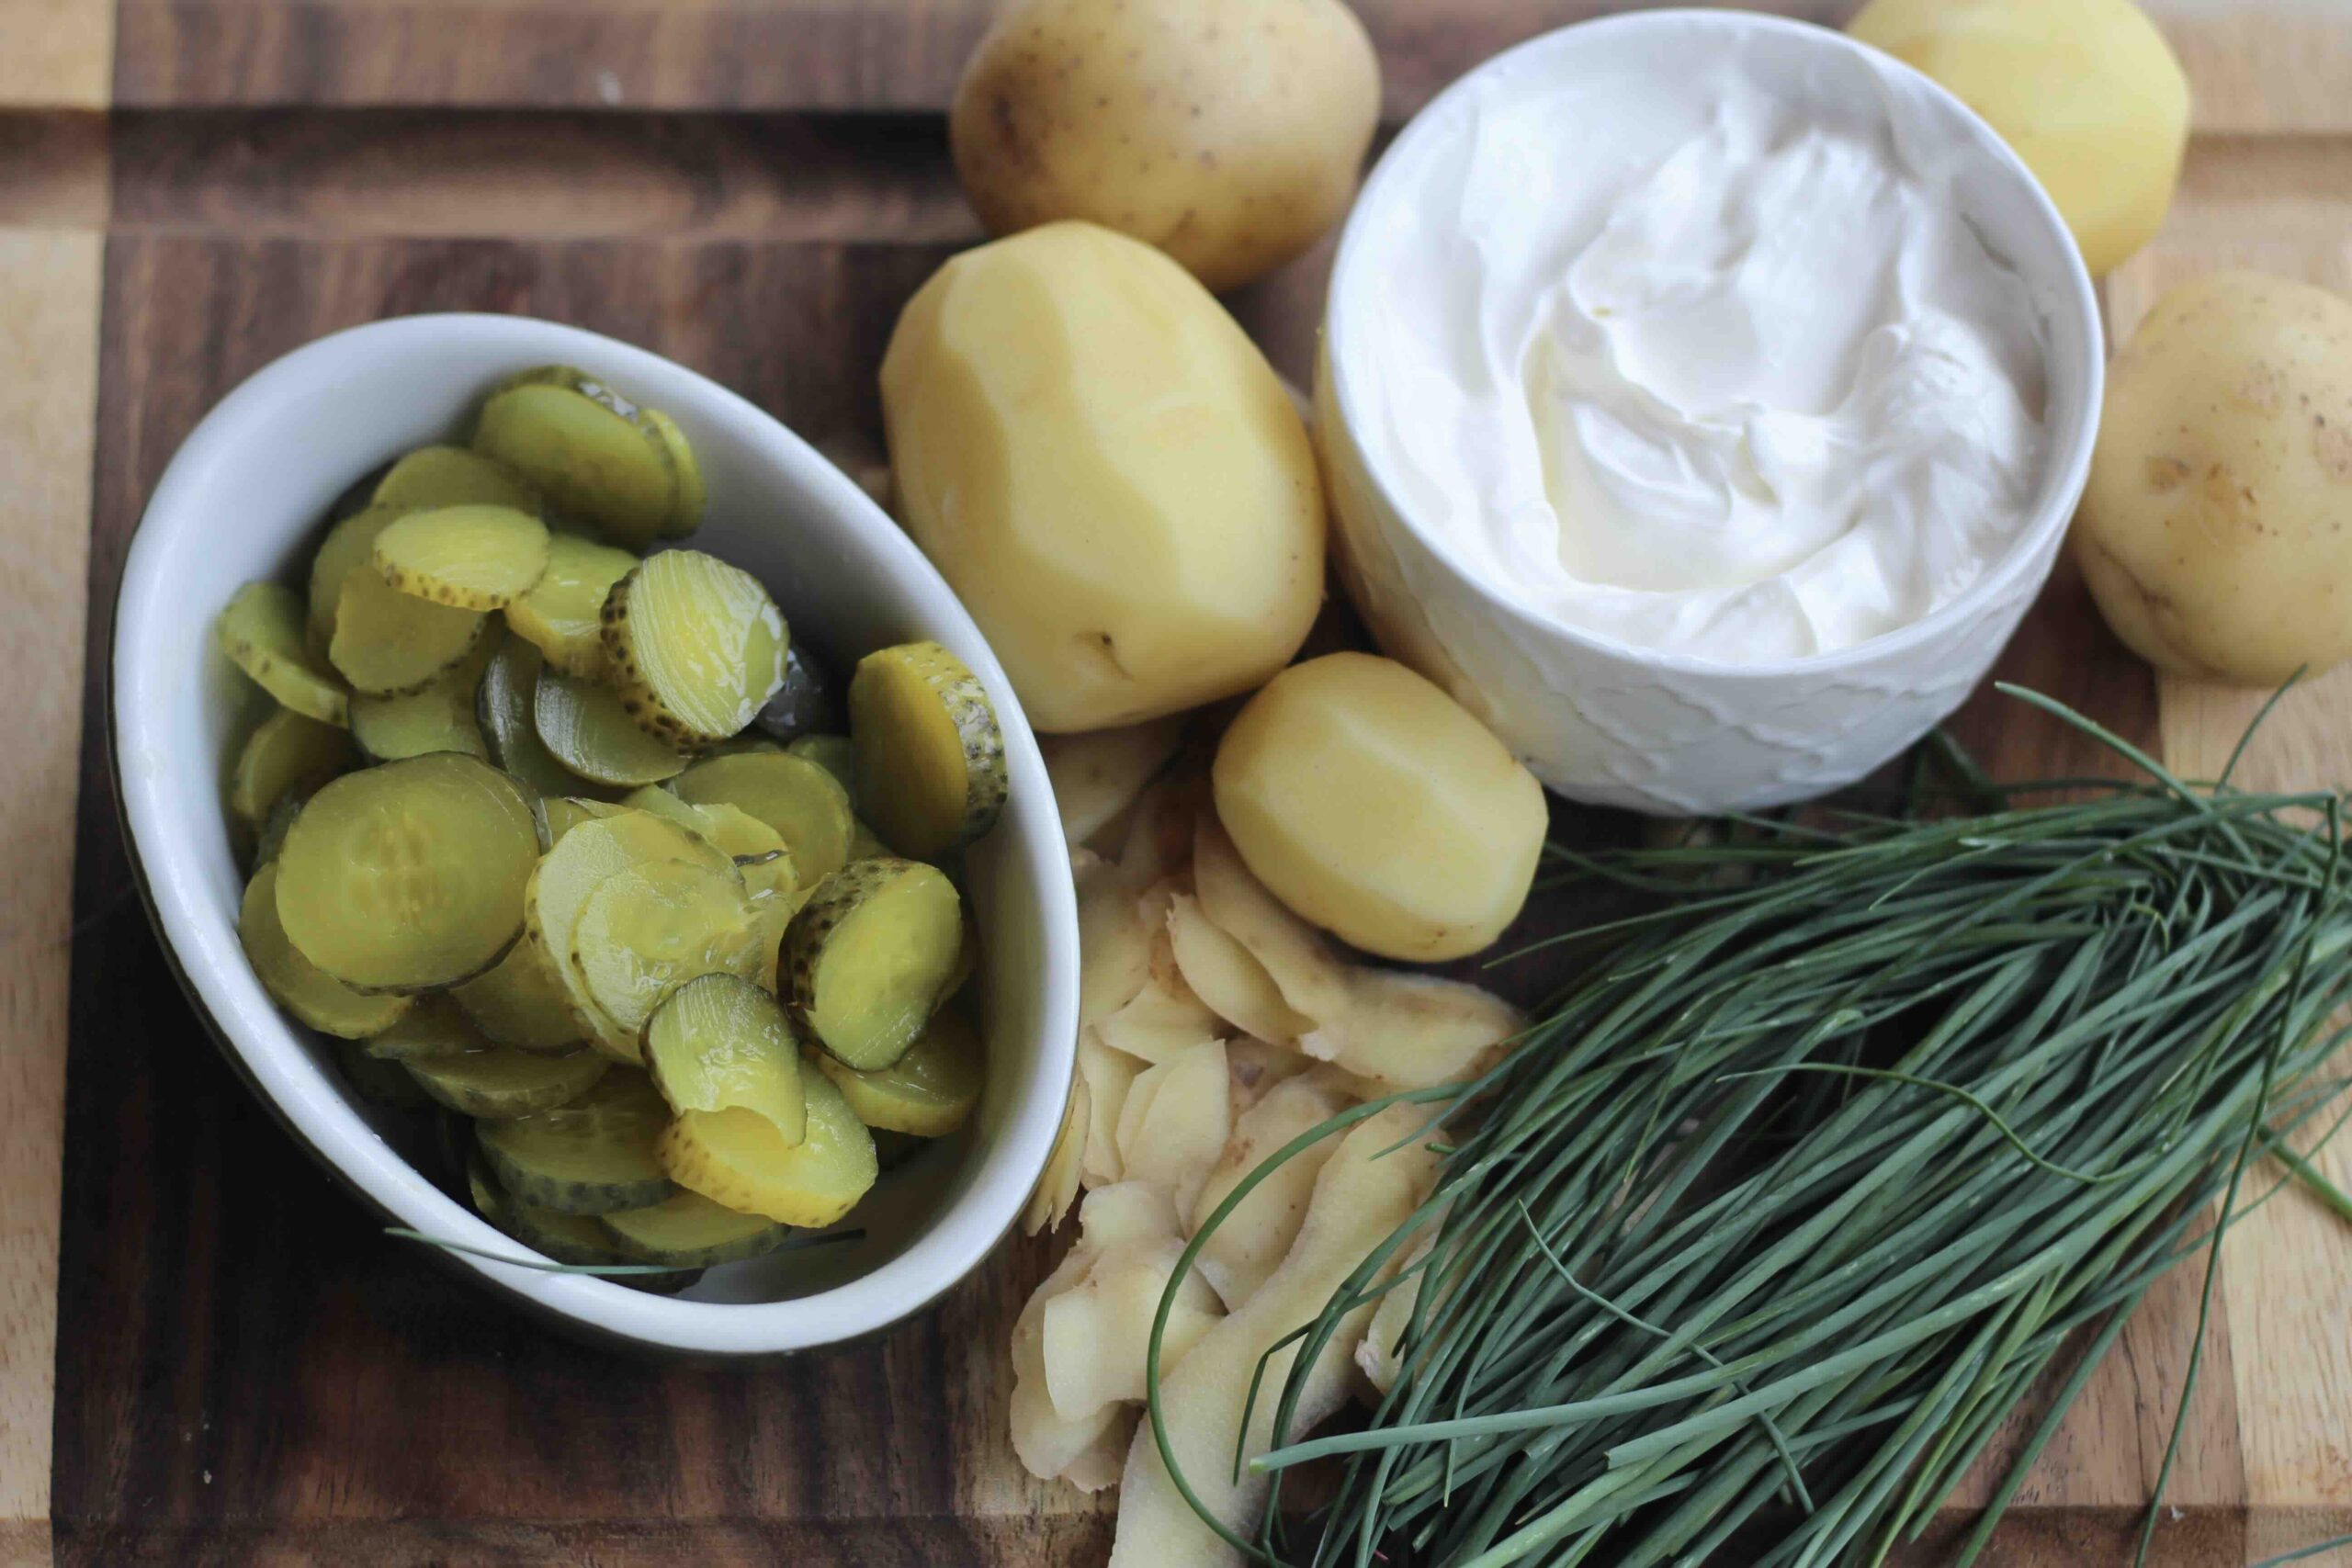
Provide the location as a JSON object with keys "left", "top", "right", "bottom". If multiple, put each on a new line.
{"left": 99, "top": 0, "right": 2352, "bottom": 132}
{"left": 4, "top": 1, "right": 2350, "bottom": 1564}
{"left": 0, "top": 225, "right": 103, "bottom": 1568}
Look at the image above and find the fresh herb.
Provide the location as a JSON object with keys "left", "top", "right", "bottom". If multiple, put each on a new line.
{"left": 1156, "top": 689, "right": 2352, "bottom": 1567}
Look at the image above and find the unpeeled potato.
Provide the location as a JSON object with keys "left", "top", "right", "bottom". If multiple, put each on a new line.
{"left": 1848, "top": 0, "right": 2188, "bottom": 276}
{"left": 2075, "top": 272, "right": 2352, "bottom": 683}
{"left": 949, "top": 0, "right": 1381, "bottom": 293}
{"left": 1213, "top": 654, "right": 1547, "bottom": 962}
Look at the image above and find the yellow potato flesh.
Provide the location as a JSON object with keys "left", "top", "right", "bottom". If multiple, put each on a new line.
{"left": 2075, "top": 272, "right": 2352, "bottom": 683}
{"left": 1212, "top": 653, "right": 1547, "bottom": 962}
{"left": 1848, "top": 0, "right": 2188, "bottom": 276}
{"left": 882, "top": 221, "right": 1325, "bottom": 732}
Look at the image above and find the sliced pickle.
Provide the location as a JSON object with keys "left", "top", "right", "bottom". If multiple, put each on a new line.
{"left": 619, "top": 784, "right": 712, "bottom": 835}
{"left": 503, "top": 531, "right": 638, "bottom": 679}
{"left": 785, "top": 858, "right": 965, "bottom": 1071}
{"left": 601, "top": 1189, "right": 789, "bottom": 1269}
{"left": 275, "top": 753, "right": 539, "bottom": 991}
{"left": 307, "top": 504, "right": 401, "bottom": 658}
{"left": 469, "top": 1153, "right": 641, "bottom": 1270}
{"left": 364, "top": 997, "right": 492, "bottom": 1061}
{"left": 373, "top": 504, "right": 552, "bottom": 610}
{"left": 476, "top": 636, "right": 602, "bottom": 798}
{"left": 658, "top": 1076, "right": 876, "bottom": 1228}
{"left": 849, "top": 641, "right": 1006, "bottom": 860}
{"left": 239, "top": 863, "right": 412, "bottom": 1038}
{"left": 701, "top": 736, "right": 785, "bottom": 759}
{"left": 524, "top": 809, "right": 733, "bottom": 1055}
{"left": 347, "top": 628, "right": 498, "bottom": 762}
{"left": 476, "top": 1070, "right": 673, "bottom": 1213}
{"left": 406, "top": 1045, "right": 608, "bottom": 1119}
{"left": 752, "top": 643, "right": 842, "bottom": 742}
{"left": 219, "top": 581, "right": 350, "bottom": 727}
{"left": 751, "top": 891, "right": 797, "bottom": 996}
{"left": 644, "top": 973, "right": 806, "bottom": 1145}
{"left": 620, "top": 789, "right": 797, "bottom": 901}
{"left": 813, "top": 1006, "right": 982, "bottom": 1137}
{"left": 472, "top": 375, "right": 680, "bottom": 549}
{"left": 571, "top": 858, "right": 761, "bottom": 1051}
{"left": 453, "top": 938, "right": 582, "bottom": 1053}
{"left": 338, "top": 1041, "right": 431, "bottom": 1109}
{"left": 673, "top": 752, "right": 854, "bottom": 885}
{"left": 534, "top": 671, "right": 685, "bottom": 787}
{"left": 254, "top": 792, "right": 306, "bottom": 868}
{"left": 329, "top": 568, "right": 488, "bottom": 695}
{"left": 700, "top": 804, "right": 798, "bottom": 902}
{"left": 786, "top": 734, "right": 856, "bottom": 804}
{"left": 534, "top": 795, "right": 627, "bottom": 847}
{"left": 639, "top": 406, "right": 707, "bottom": 539}
{"left": 374, "top": 445, "right": 540, "bottom": 514}
{"left": 599, "top": 550, "right": 787, "bottom": 746}
{"left": 229, "top": 708, "right": 356, "bottom": 824}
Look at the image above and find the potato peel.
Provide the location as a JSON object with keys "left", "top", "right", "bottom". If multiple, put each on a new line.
{"left": 1107, "top": 1103, "right": 1440, "bottom": 1568}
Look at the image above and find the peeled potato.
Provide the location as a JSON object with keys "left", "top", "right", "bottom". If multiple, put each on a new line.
{"left": 1849, "top": 0, "right": 2188, "bottom": 276}
{"left": 2076, "top": 272, "right": 2352, "bottom": 683}
{"left": 882, "top": 222, "right": 1326, "bottom": 731}
{"left": 1214, "top": 655, "right": 1548, "bottom": 961}
{"left": 949, "top": 0, "right": 1381, "bottom": 293}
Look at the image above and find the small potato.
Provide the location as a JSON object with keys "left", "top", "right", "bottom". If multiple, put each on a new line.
{"left": 1849, "top": 0, "right": 2188, "bottom": 276}
{"left": 950, "top": 0, "right": 1381, "bottom": 293}
{"left": 2075, "top": 272, "right": 2352, "bottom": 684}
{"left": 1213, "top": 654, "right": 1546, "bottom": 963}
{"left": 882, "top": 222, "right": 1326, "bottom": 732}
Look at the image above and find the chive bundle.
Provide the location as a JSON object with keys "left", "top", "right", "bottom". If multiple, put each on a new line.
{"left": 1155, "top": 690, "right": 2352, "bottom": 1567}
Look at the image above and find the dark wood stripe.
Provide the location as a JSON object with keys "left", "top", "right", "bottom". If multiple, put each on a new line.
{"left": 55, "top": 1514, "right": 1118, "bottom": 1567}
{"left": 112, "top": 0, "right": 1850, "bottom": 115}
{"left": 107, "top": 109, "right": 976, "bottom": 243}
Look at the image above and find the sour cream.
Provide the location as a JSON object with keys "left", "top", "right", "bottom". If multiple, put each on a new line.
{"left": 1340, "top": 30, "right": 2052, "bottom": 663}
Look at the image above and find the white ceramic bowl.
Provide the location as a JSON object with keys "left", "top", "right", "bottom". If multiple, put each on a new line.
{"left": 112, "top": 313, "right": 1080, "bottom": 1355}
{"left": 1319, "top": 10, "right": 2104, "bottom": 816}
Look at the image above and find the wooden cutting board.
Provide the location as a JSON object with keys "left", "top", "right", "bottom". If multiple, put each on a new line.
{"left": 3, "top": 3, "right": 2347, "bottom": 1563}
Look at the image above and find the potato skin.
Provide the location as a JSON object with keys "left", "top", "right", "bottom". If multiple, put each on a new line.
{"left": 881, "top": 221, "right": 1326, "bottom": 733}
{"left": 949, "top": 0, "right": 1381, "bottom": 293}
{"left": 2075, "top": 272, "right": 2352, "bottom": 684}
{"left": 1212, "top": 653, "right": 1546, "bottom": 963}
{"left": 1849, "top": 0, "right": 2188, "bottom": 276}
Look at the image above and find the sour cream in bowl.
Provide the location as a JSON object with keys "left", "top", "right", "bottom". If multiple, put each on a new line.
{"left": 1318, "top": 9, "right": 2101, "bottom": 814}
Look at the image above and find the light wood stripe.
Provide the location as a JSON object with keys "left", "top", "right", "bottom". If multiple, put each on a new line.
{"left": 0, "top": 0, "right": 113, "bottom": 109}
{"left": 0, "top": 225, "right": 105, "bottom": 1559}
{"left": 2121, "top": 161, "right": 2352, "bottom": 1529}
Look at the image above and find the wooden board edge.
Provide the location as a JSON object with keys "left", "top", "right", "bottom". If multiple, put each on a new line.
{"left": 0, "top": 225, "right": 106, "bottom": 1536}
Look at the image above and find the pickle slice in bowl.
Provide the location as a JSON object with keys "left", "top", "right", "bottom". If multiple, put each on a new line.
{"left": 273, "top": 752, "right": 539, "bottom": 992}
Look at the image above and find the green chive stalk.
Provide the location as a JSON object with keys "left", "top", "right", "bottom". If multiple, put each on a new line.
{"left": 1151, "top": 688, "right": 2352, "bottom": 1567}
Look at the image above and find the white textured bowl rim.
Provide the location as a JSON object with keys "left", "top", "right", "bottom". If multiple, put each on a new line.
{"left": 1325, "top": 7, "right": 2105, "bottom": 682}
{"left": 111, "top": 312, "right": 1080, "bottom": 1357}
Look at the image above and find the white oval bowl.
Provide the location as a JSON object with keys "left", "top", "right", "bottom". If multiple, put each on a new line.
{"left": 112, "top": 313, "right": 1080, "bottom": 1356}
{"left": 1320, "top": 10, "right": 2104, "bottom": 817}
